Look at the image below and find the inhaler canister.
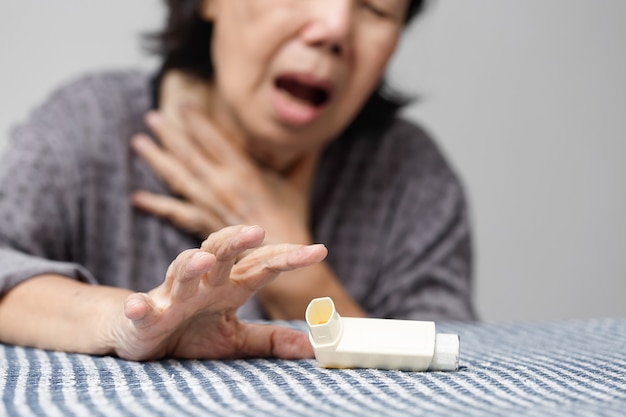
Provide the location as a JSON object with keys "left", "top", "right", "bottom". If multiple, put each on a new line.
{"left": 305, "top": 297, "right": 459, "bottom": 372}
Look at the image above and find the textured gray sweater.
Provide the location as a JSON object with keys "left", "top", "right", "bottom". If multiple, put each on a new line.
{"left": 0, "top": 71, "right": 475, "bottom": 321}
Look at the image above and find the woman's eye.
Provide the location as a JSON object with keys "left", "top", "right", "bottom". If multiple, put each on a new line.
{"left": 359, "top": 1, "right": 389, "bottom": 18}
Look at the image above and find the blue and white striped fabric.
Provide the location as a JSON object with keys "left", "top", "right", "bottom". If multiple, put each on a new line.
{"left": 1, "top": 319, "right": 625, "bottom": 416}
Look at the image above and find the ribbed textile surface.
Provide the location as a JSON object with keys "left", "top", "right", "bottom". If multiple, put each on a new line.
{"left": 1, "top": 319, "right": 625, "bottom": 416}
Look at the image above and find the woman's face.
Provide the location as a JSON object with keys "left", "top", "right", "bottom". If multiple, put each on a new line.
{"left": 201, "top": 0, "right": 409, "bottom": 158}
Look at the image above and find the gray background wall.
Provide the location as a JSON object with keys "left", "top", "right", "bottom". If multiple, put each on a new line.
{"left": 1, "top": 1, "right": 624, "bottom": 321}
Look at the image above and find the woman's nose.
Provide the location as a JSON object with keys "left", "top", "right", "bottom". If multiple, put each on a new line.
{"left": 301, "top": 0, "right": 353, "bottom": 56}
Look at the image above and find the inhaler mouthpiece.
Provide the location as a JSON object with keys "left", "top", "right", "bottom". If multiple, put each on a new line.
{"left": 305, "top": 297, "right": 460, "bottom": 372}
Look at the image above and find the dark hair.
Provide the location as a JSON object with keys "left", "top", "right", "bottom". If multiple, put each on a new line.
{"left": 148, "top": 0, "right": 426, "bottom": 133}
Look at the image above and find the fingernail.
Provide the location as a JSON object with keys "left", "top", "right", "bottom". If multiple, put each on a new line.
{"left": 131, "top": 134, "right": 148, "bottom": 149}
{"left": 130, "top": 190, "right": 146, "bottom": 204}
{"left": 302, "top": 244, "right": 327, "bottom": 255}
{"left": 188, "top": 251, "right": 214, "bottom": 274}
{"left": 192, "top": 251, "right": 212, "bottom": 262}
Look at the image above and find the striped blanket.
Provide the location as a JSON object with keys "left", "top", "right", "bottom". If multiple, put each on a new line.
{"left": 1, "top": 319, "right": 625, "bottom": 416}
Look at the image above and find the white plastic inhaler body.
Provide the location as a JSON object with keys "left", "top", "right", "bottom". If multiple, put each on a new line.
{"left": 305, "top": 297, "right": 459, "bottom": 372}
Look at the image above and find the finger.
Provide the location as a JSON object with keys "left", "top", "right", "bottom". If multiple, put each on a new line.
{"left": 238, "top": 323, "right": 314, "bottom": 359}
{"left": 145, "top": 111, "right": 211, "bottom": 171}
{"left": 131, "top": 133, "right": 205, "bottom": 198}
{"left": 124, "top": 292, "right": 160, "bottom": 329}
{"left": 232, "top": 244, "right": 328, "bottom": 292}
{"left": 200, "top": 225, "right": 266, "bottom": 285}
{"left": 171, "top": 250, "right": 216, "bottom": 300}
{"left": 131, "top": 190, "right": 224, "bottom": 236}
{"left": 132, "top": 134, "right": 233, "bottom": 218}
{"left": 182, "top": 105, "right": 249, "bottom": 167}
{"left": 201, "top": 225, "right": 266, "bottom": 257}
{"left": 242, "top": 244, "right": 328, "bottom": 272}
{"left": 146, "top": 111, "right": 227, "bottom": 184}
{"left": 162, "top": 248, "right": 199, "bottom": 294}
{"left": 132, "top": 133, "right": 244, "bottom": 223}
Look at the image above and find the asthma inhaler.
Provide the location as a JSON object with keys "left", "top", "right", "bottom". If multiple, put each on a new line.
{"left": 306, "top": 297, "right": 459, "bottom": 371}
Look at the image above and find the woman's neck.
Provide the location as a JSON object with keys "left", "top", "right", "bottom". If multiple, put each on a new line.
{"left": 159, "top": 70, "right": 215, "bottom": 137}
{"left": 159, "top": 70, "right": 314, "bottom": 173}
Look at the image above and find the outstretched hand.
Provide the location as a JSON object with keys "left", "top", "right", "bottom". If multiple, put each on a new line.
{"left": 110, "top": 225, "right": 327, "bottom": 361}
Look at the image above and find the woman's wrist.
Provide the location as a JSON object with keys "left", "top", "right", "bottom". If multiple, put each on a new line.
{"left": 257, "top": 261, "right": 366, "bottom": 320}
{"left": 0, "top": 276, "right": 133, "bottom": 356}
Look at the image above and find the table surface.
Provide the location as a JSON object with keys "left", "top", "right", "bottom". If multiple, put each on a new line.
{"left": 1, "top": 319, "right": 625, "bottom": 417}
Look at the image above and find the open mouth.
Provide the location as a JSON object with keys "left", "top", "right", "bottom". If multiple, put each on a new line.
{"left": 275, "top": 75, "right": 332, "bottom": 108}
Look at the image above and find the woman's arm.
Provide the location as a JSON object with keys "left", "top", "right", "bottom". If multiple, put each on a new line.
{"left": 0, "top": 226, "right": 327, "bottom": 360}
{"left": 0, "top": 275, "right": 129, "bottom": 355}
{"left": 258, "top": 262, "right": 366, "bottom": 320}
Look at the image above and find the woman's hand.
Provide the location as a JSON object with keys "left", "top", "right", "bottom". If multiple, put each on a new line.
{"left": 130, "top": 107, "right": 314, "bottom": 245}
{"left": 110, "top": 225, "right": 327, "bottom": 361}
{"left": 129, "top": 107, "right": 365, "bottom": 321}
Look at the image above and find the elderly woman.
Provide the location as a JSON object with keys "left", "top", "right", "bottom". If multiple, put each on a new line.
{"left": 0, "top": 0, "right": 475, "bottom": 361}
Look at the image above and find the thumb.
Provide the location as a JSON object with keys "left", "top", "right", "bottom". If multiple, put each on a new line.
{"left": 239, "top": 323, "right": 314, "bottom": 359}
